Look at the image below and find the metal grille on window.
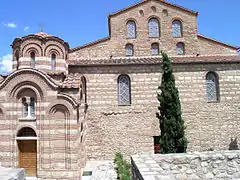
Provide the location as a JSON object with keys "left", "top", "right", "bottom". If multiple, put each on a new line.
{"left": 127, "top": 21, "right": 136, "bottom": 38}
{"left": 118, "top": 75, "right": 131, "bottom": 105}
{"left": 148, "top": 18, "right": 160, "bottom": 37}
{"left": 172, "top": 20, "right": 182, "bottom": 37}
{"left": 151, "top": 43, "right": 159, "bottom": 55}
{"left": 206, "top": 72, "right": 218, "bottom": 102}
{"left": 126, "top": 44, "right": 134, "bottom": 56}
{"left": 22, "top": 98, "right": 28, "bottom": 117}
{"left": 176, "top": 42, "right": 185, "bottom": 55}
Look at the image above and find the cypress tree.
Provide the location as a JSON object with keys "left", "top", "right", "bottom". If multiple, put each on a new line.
{"left": 156, "top": 52, "right": 187, "bottom": 154}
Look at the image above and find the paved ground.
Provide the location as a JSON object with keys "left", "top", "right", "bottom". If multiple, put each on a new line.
{"left": 26, "top": 177, "right": 37, "bottom": 180}
{"left": 82, "top": 161, "right": 117, "bottom": 180}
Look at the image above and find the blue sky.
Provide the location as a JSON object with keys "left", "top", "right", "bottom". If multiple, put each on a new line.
{"left": 0, "top": 0, "right": 239, "bottom": 74}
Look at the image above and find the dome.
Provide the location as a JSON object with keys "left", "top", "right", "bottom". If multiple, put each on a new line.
{"left": 34, "top": 32, "right": 52, "bottom": 38}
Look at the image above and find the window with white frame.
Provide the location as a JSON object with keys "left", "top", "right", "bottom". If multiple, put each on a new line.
{"left": 126, "top": 20, "right": 136, "bottom": 38}
{"left": 22, "top": 97, "right": 35, "bottom": 118}
{"left": 118, "top": 75, "right": 131, "bottom": 105}
{"left": 172, "top": 20, "right": 182, "bottom": 37}
{"left": 148, "top": 18, "right": 160, "bottom": 37}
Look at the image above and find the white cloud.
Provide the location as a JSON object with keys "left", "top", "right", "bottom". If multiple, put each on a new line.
{"left": 2, "top": 22, "right": 17, "bottom": 28}
{"left": 0, "top": 54, "right": 13, "bottom": 74}
{"left": 24, "top": 26, "right": 29, "bottom": 32}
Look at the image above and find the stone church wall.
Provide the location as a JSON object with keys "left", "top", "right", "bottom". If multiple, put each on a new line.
{"left": 70, "top": 62, "right": 240, "bottom": 160}
{"left": 131, "top": 151, "right": 240, "bottom": 180}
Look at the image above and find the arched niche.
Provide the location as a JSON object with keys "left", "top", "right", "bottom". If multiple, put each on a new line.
{"left": 49, "top": 104, "right": 70, "bottom": 121}
{"left": 17, "top": 127, "right": 37, "bottom": 137}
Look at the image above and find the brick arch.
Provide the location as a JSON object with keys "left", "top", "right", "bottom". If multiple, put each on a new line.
{"left": 16, "top": 124, "right": 37, "bottom": 137}
{"left": 10, "top": 83, "right": 43, "bottom": 101}
{"left": 46, "top": 98, "right": 76, "bottom": 120}
{"left": 49, "top": 104, "right": 70, "bottom": 120}
{"left": 22, "top": 43, "right": 43, "bottom": 57}
{"left": 44, "top": 44, "right": 65, "bottom": 59}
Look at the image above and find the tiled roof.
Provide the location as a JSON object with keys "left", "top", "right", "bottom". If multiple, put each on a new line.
{"left": 35, "top": 32, "right": 52, "bottom": 38}
{"left": 109, "top": 0, "right": 198, "bottom": 17}
{"left": 70, "top": 37, "right": 110, "bottom": 52}
{"left": 198, "top": 35, "right": 239, "bottom": 50}
{"left": 62, "top": 73, "right": 82, "bottom": 88}
{"left": 67, "top": 55, "right": 240, "bottom": 66}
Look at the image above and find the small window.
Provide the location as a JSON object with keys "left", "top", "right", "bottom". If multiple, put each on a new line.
{"left": 125, "top": 44, "right": 134, "bottom": 56}
{"left": 118, "top": 75, "right": 131, "bottom": 105}
{"left": 151, "top": 43, "right": 159, "bottom": 55}
{"left": 22, "top": 97, "right": 36, "bottom": 118}
{"left": 172, "top": 20, "right": 182, "bottom": 37}
{"left": 206, "top": 72, "right": 219, "bottom": 102}
{"left": 148, "top": 18, "right": 160, "bottom": 37}
{"left": 176, "top": 42, "right": 185, "bottom": 55}
{"left": 126, "top": 20, "right": 136, "bottom": 38}
{"left": 30, "top": 52, "right": 35, "bottom": 68}
{"left": 51, "top": 54, "right": 56, "bottom": 70}
{"left": 154, "top": 136, "right": 161, "bottom": 154}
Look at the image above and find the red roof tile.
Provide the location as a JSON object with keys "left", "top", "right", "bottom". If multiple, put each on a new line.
{"left": 67, "top": 55, "right": 240, "bottom": 66}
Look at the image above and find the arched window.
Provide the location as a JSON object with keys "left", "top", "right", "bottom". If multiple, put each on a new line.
{"left": 51, "top": 54, "right": 56, "bottom": 70}
{"left": 206, "top": 72, "right": 219, "bottom": 102}
{"left": 176, "top": 42, "right": 185, "bottom": 55}
{"left": 172, "top": 20, "right": 182, "bottom": 37}
{"left": 151, "top": 43, "right": 159, "bottom": 55}
{"left": 126, "top": 20, "right": 136, "bottom": 38}
{"left": 125, "top": 44, "right": 134, "bottom": 56}
{"left": 81, "top": 76, "right": 87, "bottom": 104}
{"left": 15, "top": 51, "right": 19, "bottom": 70}
{"left": 148, "top": 18, "right": 160, "bottom": 37}
{"left": 17, "top": 127, "right": 36, "bottom": 137}
{"left": 22, "top": 97, "right": 36, "bottom": 118}
{"left": 118, "top": 75, "right": 131, "bottom": 105}
{"left": 30, "top": 52, "right": 35, "bottom": 68}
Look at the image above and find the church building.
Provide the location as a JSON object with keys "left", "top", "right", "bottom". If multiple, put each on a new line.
{"left": 0, "top": 0, "right": 239, "bottom": 179}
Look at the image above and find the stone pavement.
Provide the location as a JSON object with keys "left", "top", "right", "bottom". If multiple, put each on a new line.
{"left": 82, "top": 161, "right": 117, "bottom": 180}
{"left": 0, "top": 166, "right": 25, "bottom": 180}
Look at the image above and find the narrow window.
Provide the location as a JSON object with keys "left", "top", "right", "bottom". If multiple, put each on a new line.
{"left": 126, "top": 20, "right": 136, "bottom": 38}
{"left": 172, "top": 20, "right": 182, "bottom": 37}
{"left": 15, "top": 51, "right": 19, "bottom": 70}
{"left": 30, "top": 52, "right": 35, "bottom": 68}
{"left": 154, "top": 136, "right": 161, "bottom": 154}
{"left": 22, "top": 98, "right": 28, "bottom": 117}
{"left": 51, "top": 54, "right": 56, "bottom": 70}
{"left": 22, "top": 97, "right": 35, "bottom": 118}
{"left": 206, "top": 72, "right": 219, "bottom": 102}
{"left": 118, "top": 75, "right": 131, "bottom": 105}
{"left": 125, "top": 44, "right": 134, "bottom": 56}
{"left": 148, "top": 18, "right": 160, "bottom": 37}
{"left": 176, "top": 42, "right": 185, "bottom": 55}
{"left": 30, "top": 97, "right": 35, "bottom": 117}
{"left": 151, "top": 43, "right": 159, "bottom": 55}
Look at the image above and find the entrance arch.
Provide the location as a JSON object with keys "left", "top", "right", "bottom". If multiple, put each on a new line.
{"left": 17, "top": 127, "right": 37, "bottom": 177}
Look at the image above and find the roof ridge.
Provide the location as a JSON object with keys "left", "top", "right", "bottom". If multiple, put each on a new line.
{"left": 109, "top": 0, "right": 198, "bottom": 17}
{"left": 70, "top": 37, "right": 110, "bottom": 52}
{"left": 198, "top": 34, "right": 239, "bottom": 50}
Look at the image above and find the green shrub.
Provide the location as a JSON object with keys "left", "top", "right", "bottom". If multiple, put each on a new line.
{"left": 114, "top": 152, "right": 131, "bottom": 180}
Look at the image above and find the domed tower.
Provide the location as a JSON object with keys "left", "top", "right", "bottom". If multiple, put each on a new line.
{"left": 11, "top": 32, "right": 69, "bottom": 73}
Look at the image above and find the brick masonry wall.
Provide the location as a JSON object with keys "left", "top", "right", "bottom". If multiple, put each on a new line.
{"left": 131, "top": 151, "right": 240, "bottom": 180}
{"left": 70, "top": 62, "right": 240, "bottom": 160}
{"left": 69, "top": 0, "right": 238, "bottom": 59}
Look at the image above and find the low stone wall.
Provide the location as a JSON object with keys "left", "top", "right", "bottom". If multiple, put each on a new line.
{"left": 0, "top": 166, "right": 25, "bottom": 180}
{"left": 131, "top": 151, "right": 240, "bottom": 180}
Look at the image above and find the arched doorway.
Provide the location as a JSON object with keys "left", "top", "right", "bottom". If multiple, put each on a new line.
{"left": 17, "top": 127, "right": 37, "bottom": 177}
